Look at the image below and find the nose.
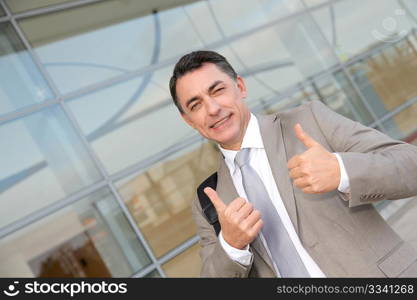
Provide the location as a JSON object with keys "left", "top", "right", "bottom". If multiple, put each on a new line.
{"left": 205, "top": 97, "right": 221, "bottom": 116}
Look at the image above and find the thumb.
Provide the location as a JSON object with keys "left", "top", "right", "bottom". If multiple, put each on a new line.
{"left": 204, "top": 187, "right": 226, "bottom": 213}
{"left": 294, "top": 123, "right": 319, "bottom": 149}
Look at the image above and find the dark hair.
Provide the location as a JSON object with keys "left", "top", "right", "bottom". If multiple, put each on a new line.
{"left": 169, "top": 50, "right": 238, "bottom": 113}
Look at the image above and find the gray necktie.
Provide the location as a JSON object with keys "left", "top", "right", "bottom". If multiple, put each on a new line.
{"left": 235, "top": 148, "right": 309, "bottom": 277}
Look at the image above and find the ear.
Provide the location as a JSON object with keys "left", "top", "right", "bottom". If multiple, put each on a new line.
{"left": 180, "top": 111, "right": 195, "bottom": 129}
{"left": 236, "top": 75, "right": 247, "bottom": 98}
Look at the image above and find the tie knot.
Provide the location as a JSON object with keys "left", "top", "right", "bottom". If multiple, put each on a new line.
{"left": 235, "top": 148, "right": 251, "bottom": 169}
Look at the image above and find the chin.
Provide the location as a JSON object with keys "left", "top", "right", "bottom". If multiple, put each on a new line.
{"left": 216, "top": 134, "right": 240, "bottom": 149}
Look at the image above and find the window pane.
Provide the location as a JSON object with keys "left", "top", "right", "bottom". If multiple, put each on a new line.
{"left": 209, "top": 0, "right": 303, "bottom": 37}
{"left": 382, "top": 102, "right": 417, "bottom": 142}
{"left": 17, "top": 0, "right": 204, "bottom": 95}
{"left": 144, "top": 270, "right": 161, "bottom": 278}
{"left": 0, "top": 22, "right": 53, "bottom": 116}
{"left": 66, "top": 69, "right": 195, "bottom": 174}
{"left": 304, "top": 0, "right": 328, "bottom": 7}
{"left": 0, "top": 105, "right": 102, "bottom": 228}
{"left": 258, "top": 73, "right": 375, "bottom": 126}
{"left": 5, "top": 0, "right": 77, "bottom": 13}
{"left": 0, "top": 188, "right": 151, "bottom": 277}
{"left": 346, "top": 34, "right": 417, "bottom": 119}
{"left": 116, "top": 142, "right": 218, "bottom": 258}
{"left": 211, "top": 0, "right": 338, "bottom": 92}
{"left": 162, "top": 243, "right": 201, "bottom": 277}
{"left": 311, "top": 0, "right": 417, "bottom": 60}
{"left": 315, "top": 72, "right": 374, "bottom": 124}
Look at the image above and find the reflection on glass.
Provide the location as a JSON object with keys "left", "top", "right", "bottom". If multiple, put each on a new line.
{"left": 382, "top": 103, "right": 417, "bottom": 141}
{"left": 67, "top": 71, "right": 195, "bottom": 174}
{"left": 209, "top": 0, "right": 303, "bottom": 37}
{"left": 0, "top": 22, "right": 53, "bottom": 116}
{"left": 18, "top": 0, "right": 158, "bottom": 94}
{"left": 314, "top": 72, "right": 375, "bottom": 124}
{"left": 0, "top": 105, "right": 102, "bottom": 228}
{"left": 0, "top": 5, "right": 5, "bottom": 16}
{"left": 304, "top": 0, "right": 328, "bottom": 7}
{"left": 17, "top": 0, "right": 206, "bottom": 95}
{"left": 162, "top": 243, "right": 201, "bottom": 277}
{"left": 311, "top": 0, "right": 417, "bottom": 60}
{"left": 5, "top": 0, "right": 76, "bottom": 13}
{"left": 0, "top": 188, "right": 151, "bottom": 277}
{"left": 259, "top": 73, "right": 373, "bottom": 126}
{"left": 347, "top": 33, "right": 417, "bottom": 119}
{"left": 144, "top": 270, "right": 161, "bottom": 278}
{"left": 116, "top": 142, "right": 218, "bottom": 258}
{"left": 333, "top": 71, "right": 375, "bottom": 125}
{"left": 212, "top": 2, "right": 338, "bottom": 89}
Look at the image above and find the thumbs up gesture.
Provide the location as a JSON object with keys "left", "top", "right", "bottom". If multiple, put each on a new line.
{"left": 287, "top": 124, "right": 340, "bottom": 194}
{"left": 204, "top": 187, "right": 263, "bottom": 249}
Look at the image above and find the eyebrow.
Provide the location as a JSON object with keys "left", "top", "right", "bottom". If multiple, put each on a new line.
{"left": 185, "top": 80, "right": 224, "bottom": 109}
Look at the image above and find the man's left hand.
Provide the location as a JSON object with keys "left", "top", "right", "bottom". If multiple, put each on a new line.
{"left": 287, "top": 123, "right": 340, "bottom": 194}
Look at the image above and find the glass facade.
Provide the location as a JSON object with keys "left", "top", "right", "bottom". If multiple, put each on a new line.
{"left": 0, "top": 22, "right": 53, "bottom": 116}
{"left": 0, "top": 188, "right": 150, "bottom": 277}
{"left": 1, "top": 0, "right": 417, "bottom": 277}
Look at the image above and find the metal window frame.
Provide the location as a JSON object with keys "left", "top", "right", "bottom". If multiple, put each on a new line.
{"left": 1, "top": 0, "right": 416, "bottom": 278}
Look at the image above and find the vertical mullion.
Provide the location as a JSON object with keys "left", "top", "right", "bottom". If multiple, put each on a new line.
{"left": 3, "top": 1, "right": 165, "bottom": 278}
{"left": 107, "top": 182, "right": 167, "bottom": 278}
{"left": 60, "top": 90, "right": 165, "bottom": 278}
{"left": 5, "top": 13, "right": 60, "bottom": 100}
{"left": 300, "top": 0, "right": 387, "bottom": 133}
{"left": 0, "top": 0, "right": 10, "bottom": 18}
{"left": 59, "top": 99, "right": 165, "bottom": 277}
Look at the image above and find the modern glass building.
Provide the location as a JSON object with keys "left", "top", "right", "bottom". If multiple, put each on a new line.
{"left": 1, "top": 0, "right": 417, "bottom": 277}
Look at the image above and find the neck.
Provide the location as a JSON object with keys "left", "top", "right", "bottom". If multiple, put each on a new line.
{"left": 219, "top": 111, "right": 251, "bottom": 150}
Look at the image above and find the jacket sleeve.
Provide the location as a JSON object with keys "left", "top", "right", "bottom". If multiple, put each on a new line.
{"left": 191, "top": 195, "right": 253, "bottom": 277}
{"left": 309, "top": 100, "right": 417, "bottom": 207}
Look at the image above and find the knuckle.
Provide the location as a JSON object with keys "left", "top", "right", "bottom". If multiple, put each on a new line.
{"left": 224, "top": 208, "right": 232, "bottom": 218}
{"left": 253, "top": 210, "right": 261, "bottom": 219}
{"left": 245, "top": 203, "right": 253, "bottom": 211}
{"left": 258, "top": 219, "right": 264, "bottom": 227}
{"left": 239, "top": 223, "right": 248, "bottom": 232}
{"left": 231, "top": 214, "right": 240, "bottom": 224}
{"left": 300, "top": 166, "right": 309, "bottom": 175}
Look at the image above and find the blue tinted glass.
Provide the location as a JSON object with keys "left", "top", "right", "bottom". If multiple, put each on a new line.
{"left": 67, "top": 69, "right": 194, "bottom": 174}
{"left": 0, "top": 187, "right": 151, "bottom": 277}
{"left": 0, "top": 22, "right": 53, "bottom": 116}
{"left": 0, "top": 105, "right": 103, "bottom": 228}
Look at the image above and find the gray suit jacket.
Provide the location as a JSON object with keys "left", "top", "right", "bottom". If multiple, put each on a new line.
{"left": 191, "top": 100, "right": 417, "bottom": 277}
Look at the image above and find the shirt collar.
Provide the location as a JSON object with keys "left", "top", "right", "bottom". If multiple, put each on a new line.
{"left": 219, "top": 113, "right": 264, "bottom": 174}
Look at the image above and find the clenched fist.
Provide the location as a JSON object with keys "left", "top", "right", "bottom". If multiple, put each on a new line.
{"left": 287, "top": 123, "right": 340, "bottom": 194}
{"left": 204, "top": 187, "right": 263, "bottom": 249}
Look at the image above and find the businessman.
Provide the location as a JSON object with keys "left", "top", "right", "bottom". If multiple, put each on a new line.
{"left": 169, "top": 50, "right": 417, "bottom": 277}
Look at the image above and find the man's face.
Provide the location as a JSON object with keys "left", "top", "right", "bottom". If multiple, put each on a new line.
{"left": 176, "top": 63, "right": 250, "bottom": 150}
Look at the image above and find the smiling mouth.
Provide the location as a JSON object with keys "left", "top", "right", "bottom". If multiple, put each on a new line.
{"left": 210, "top": 114, "right": 232, "bottom": 129}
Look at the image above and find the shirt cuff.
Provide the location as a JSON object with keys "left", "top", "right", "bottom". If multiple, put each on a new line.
{"left": 218, "top": 231, "right": 253, "bottom": 266}
{"left": 334, "top": 153, "right": 350, "bottom": 193}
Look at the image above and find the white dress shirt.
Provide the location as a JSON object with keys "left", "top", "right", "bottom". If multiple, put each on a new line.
{"left": 218, "top": 113, "right": 350, "bottom": 277}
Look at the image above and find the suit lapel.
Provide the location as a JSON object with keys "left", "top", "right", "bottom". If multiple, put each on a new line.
{"left": 216, "top": 154, "right": 239, "bottom": 205}
{"left": 257, "top": 114, "right": 300, "bottom": 235}
{"left": 216, "top": 143, "right": 277, "bottom": 275}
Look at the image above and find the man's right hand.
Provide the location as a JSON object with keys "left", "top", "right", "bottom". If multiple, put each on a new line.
{"left": 204, "top": 187, "right": 263, "bottom": 249}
